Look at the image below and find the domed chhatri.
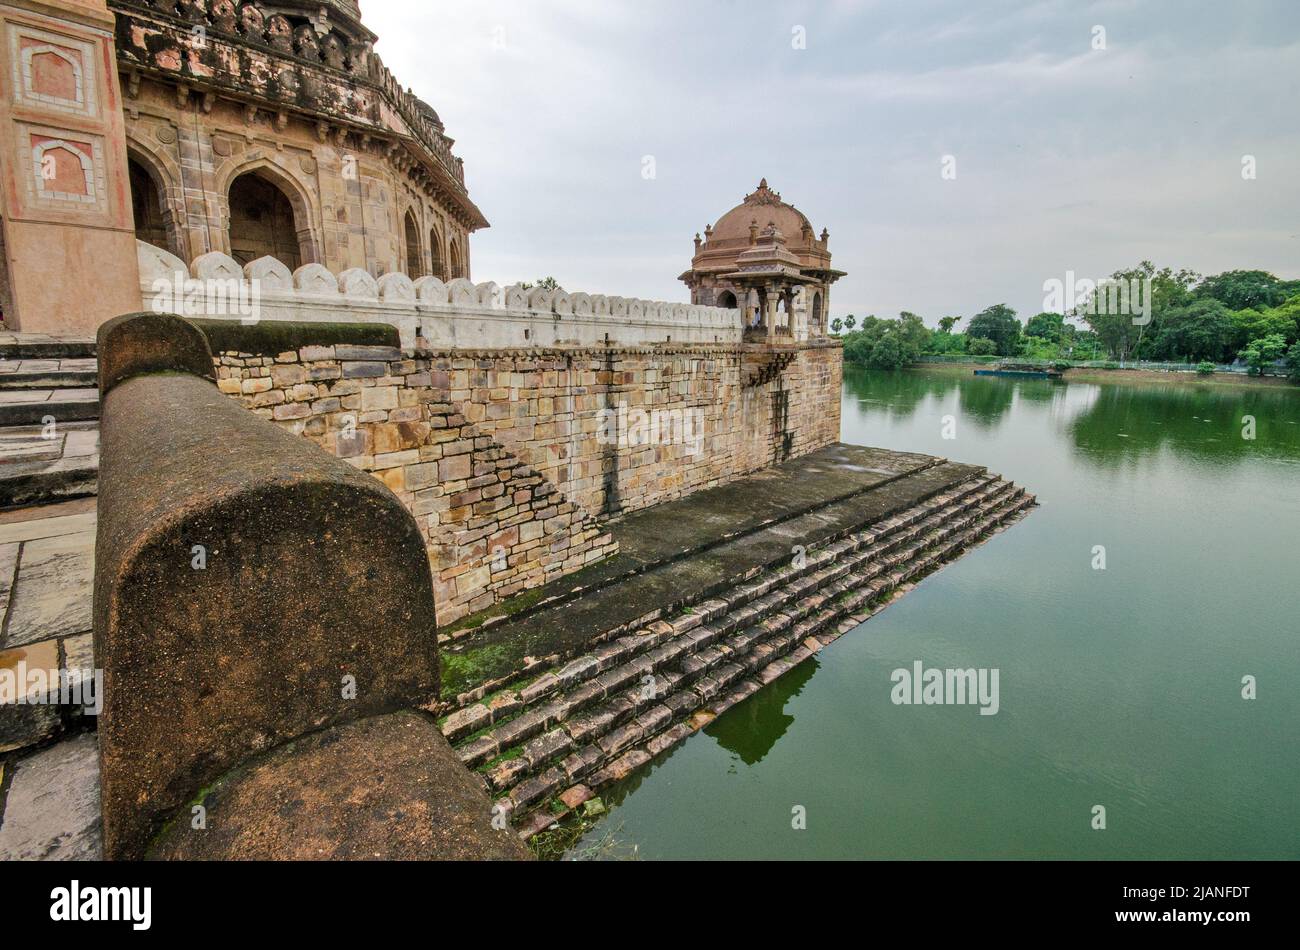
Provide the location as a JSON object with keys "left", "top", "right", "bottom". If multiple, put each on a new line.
{"left": 680, "top": 179, "right": 845, "bottom": 342}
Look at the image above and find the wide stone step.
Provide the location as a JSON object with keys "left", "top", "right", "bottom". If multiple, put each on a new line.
{"left": 0, "top": 358, "right": 99, "bottom": 391}
{"left": 505, "top": 491, "right": 1036, "bottom": 830}
{"left": 438, "top": 457, "right": 988, "bottom": 708}
{"left": 0, "top": 337, "right": 96, "bottom": 360}
{"left": 0, "top": 422, "right": 99, "bottom": 509}
{"left": 441, "top": 474, "right": 1004, "bottom": 745}
{"left": 0, "top": 389, "right": 99, "bottom": 427}
{"left": 465, "top": 486, "right": 1034, "bottom": 817}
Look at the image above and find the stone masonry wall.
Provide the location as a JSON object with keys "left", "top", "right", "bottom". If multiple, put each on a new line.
{"left": 459, "top": 344, "right": 843, "bottom": 518}
{"left": 214, "top": 339, "right": 842, "bottom": 625}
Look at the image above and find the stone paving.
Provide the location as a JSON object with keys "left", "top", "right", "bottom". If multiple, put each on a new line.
{"left": 0, "top": 733, "right": 100, "bottom": 860}
{"left": 0, "top": 387, "right": 98, "bottom": 404}
{"left": 0, "top": 500, "right": 100, "bottom": 860}
{"left": 0, "top": 332, "right": 101, "bottom": 508}
{"left": 0, "top": 422, "right": 99, "bottom": 508}
{"left": 0, "top": 504, "right": 96, "bottom": 745}
{"left": 0, "top": 357, "right": 98, "bottom": 387}
{"left": 0, "top": 333, "right": 95, "bottom": 358}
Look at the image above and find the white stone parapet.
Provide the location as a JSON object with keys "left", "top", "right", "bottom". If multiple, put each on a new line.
{"left": 137, "top": 242, "right": 742, "bottom": 350}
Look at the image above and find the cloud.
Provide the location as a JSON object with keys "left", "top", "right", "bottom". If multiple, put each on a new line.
{"left": 362, "top": 0, "right": 1300, "bottom": 323}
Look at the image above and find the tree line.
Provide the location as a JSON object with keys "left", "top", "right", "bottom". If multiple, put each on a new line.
{"left": 832, "top": 265, "right": 1300, "bottom": 380}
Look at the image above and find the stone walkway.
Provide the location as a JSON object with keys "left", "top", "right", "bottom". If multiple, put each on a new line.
{"left": 0, "top": 422, "right": 99, "bottom": 509}
{"left": 0, "top": 357, "right": 98, "bottom": 388}
{"left": 0, "top": 332, "right": 95, "bottom": 358}
{"left": 0, "top": 333, "right": 100, "bottom": 508}
{"left": 0, "top": 499, "right": 100, "bottom": 859}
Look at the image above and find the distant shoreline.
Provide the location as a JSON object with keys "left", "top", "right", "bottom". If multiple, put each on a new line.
{"left": 868, "top": 361, "right": 1297, "bottom": 391}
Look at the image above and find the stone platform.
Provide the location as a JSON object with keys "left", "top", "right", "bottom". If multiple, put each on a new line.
{"left": 435, "top": 442, "right": 1035, "bottom": 839}
{"left": 0, "top": 334, "right": 100, "bottom": 510}
{"left": 0, "top": 499, "right": 99, "bottom": 860}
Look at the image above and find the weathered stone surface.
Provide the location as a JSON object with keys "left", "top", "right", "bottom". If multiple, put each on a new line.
{"left": 2, "top": 531, "right": 93, "bottom": 646}
{"left": 522, "top": 726, "right": 572, "bottom": 767}
{"left": 507, "top": 766, "right": 564, "bottom": 812}
{"left": 0, "top": 640, "right": 63, "bottom": 752}
{"left": 149, "top": 712, "right": 529, "bottom": 860}
{"left": 95, "top": 314, "right": 440, "bottom": 860}
{"left": 558, "top": 784, "right": 593, "bottom": 810}
{"left": 96, "top": 311, "right": 215, "bottom": 397}
{"left": 485, "top": 754, "right": 531, "bottom": 792}
{"left": 0, "top": 542, "right": 16, "bottom": 618}
{"left": 441, "top": 702, "right": 490, "bottom": 742}
{"left": 0, "top": 733, "right": 102, "bottom": 860}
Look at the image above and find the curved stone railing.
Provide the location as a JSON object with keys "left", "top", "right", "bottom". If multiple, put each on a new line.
{"left": 137, "top": 241, "right": 743, "bottom": 350}
{"left": 93, "top": 312, "right": 523, "bottom": 860}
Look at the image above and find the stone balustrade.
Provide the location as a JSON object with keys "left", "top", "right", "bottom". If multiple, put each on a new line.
{"left": 137, "top": 241, "right": 743, "bottom": 350}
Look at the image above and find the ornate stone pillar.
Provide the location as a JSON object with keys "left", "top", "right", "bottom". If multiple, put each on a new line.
{"left": 765, "top": 283, "right": 779, "bottom": 343}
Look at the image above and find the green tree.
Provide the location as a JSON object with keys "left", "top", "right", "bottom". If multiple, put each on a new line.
{"left": 1151, "top": 299, "right": 1235, "bottom": 363}
{"left": 896, "top": 312, "right": 931, "bottom": 358}
{"left": 1231, "top": 296, "right": 1300, "bottom": 350}
{"left": 938, "top": 315, "right": 961, "bottom": 334}
{"left": 1082, "top": 262, "right": 1199, "bottom": 360}
{"left": 967, "top": 337, "right": 997, "bottom": 356}
{"left": 844, "top": 315, "right": 857, "bottom": 331}
{"left": 830, "top": 317, "right": 843, "bottom": 335}
{"left": 1194, "top": 270, "right": 1288, "bottom": 311}
{"left": 1025, "top": 311, "right": 1066, "bottom": 341}
{"left": 1239, "top": 334, "right": 1288, "bottom": 376}
{"left": 1287, "top": 341, "right": 1300, "bottom": 382}
{"left": 867, "top": 333, "right": 906, "bottom": 369}
{"left": 966, "top": 304, "right": 1021, "bottom": 356}
{"left": 518, "top": 276, "right": 560, "bottom": 291}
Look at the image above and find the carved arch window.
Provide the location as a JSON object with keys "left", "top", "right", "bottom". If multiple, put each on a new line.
{"left": 448, "top": 236, "right": 463, "bottom": 280}
{"left": 429, "top": 222, "right": 446, "bottom": 280}
{"left": 127, "top": 151, "right": 183, "bottom": 258}
{"left": 403, "top": 208, "right": 423, "bottom": 278}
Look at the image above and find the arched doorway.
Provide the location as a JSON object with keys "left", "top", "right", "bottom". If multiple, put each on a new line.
{"left": 717, "top": 290, "right": 737, "bottom": 309}
{"left": 448, "top": 237, "right": 462, "bottom": 279}
{"left": 128, "top": 156, "right": 176, "bottom": 255}
{"left": 811, "top": 291, "right": 823, "bottom": 329}
{"left": 227, "top": 171, "right": 303, "bottom": 269}
{"left": 404, "top": 210, "right": 423, "bottom": 278}
{"left": 429, "top": 225, "right": 445, "bottom": 280}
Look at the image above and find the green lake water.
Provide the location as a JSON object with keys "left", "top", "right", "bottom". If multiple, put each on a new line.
{"left": 567, "top": 367, "right": 1300, "bottom": 860}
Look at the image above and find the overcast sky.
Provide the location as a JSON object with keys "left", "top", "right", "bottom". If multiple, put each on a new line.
{"left": 364, "top": 0, "right": 1300, "bottom": 326}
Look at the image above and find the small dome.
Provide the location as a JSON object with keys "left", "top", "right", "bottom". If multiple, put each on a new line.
{"left": 412, "top": 97, "right": 444, "bottom": 131}
{"left": 709, "top": 179, "right": 812, "bottom": 244}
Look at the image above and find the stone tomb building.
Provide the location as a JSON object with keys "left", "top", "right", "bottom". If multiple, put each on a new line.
{"left": 0, "top": 0, "right": 485, "bottom": 332}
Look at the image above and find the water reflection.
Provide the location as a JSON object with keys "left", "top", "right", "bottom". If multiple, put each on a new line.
{"left": 704, "top": 655, "right": 818, "bottom": 765}
{"left": 843, "top": 365, "right": 1300, "bottom": 469}
{"left": 1067, "top": 381, "right": 1300, "bottom": 467}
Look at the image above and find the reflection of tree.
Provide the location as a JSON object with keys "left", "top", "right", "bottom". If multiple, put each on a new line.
{"left": 1067, "top": 383, "right": 1300, "bottom": 468}
{"left": 843, "top": 365, "right": 1023, "bottom": 430}
{"left": 957, "top": 377, "right": 1017, "bottom": 429}
{"left": 842, "top": 365, "right": 956, "bottom": 421}
{"left": 704, "top": 655, "right": 818, "bottom": 765}
{"left": 1013, "top": 378, "right": 1064, "bottom": 404}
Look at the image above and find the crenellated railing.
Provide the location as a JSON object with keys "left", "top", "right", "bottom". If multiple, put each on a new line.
{"left": 137, "top": 241, "right": 744, "bottom": 350}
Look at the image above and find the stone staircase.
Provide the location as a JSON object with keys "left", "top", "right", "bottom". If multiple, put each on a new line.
{"left": 0, "top": 337, "right": 99, "bottom": 509}
{"left": 440, "top": 472, "right": 1035, "bottom": 837}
